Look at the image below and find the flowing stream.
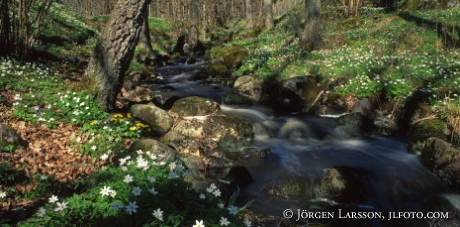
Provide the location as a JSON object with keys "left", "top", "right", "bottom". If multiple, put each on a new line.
{"left": 147, "top": 62, "right": 457, "bottom": 227}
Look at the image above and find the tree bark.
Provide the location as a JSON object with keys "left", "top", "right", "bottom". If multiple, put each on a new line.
{"left": 189, "top": 0, "right": 199, "bottom": 54}
{"left": 0, "top": 0, "right": 12, "bottom": 57}
{"left": 82, "top": 0, "right": 151, "bottom": 111}
{"left": 245, "top": 0, "right": 253, "bottom": 29}
{"left": 264, "top": 0, "right": 274, "bottom": 30}
{"left": 138, "top": 4, "right": 155, "bottom": 57}
{"left": 303, "top": 0, "right": 322, "bottom": 51}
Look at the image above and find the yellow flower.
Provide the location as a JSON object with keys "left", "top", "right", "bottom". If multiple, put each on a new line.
{"left": 114, "top": 114, "right": 123, "bottom": 118}
{"left": 129, "top": 126, "right": 137, "bottom": 131}
{"left": 136, "top": 122, "right": 149, "bottom": 128}
{"left": 90, "top": 120, "right": 98, "bottom": 125}
{"left": 127, "top": 113, "right": 133, "bottom": 118}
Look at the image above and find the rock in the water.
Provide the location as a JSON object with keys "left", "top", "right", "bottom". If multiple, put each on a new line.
{"left": 422, "top": 137, "right": 460, "bottom": 192}
{"left": 315, "top": 92, "right": 347, "bottom": 115}
{"left": 169, "top": 96, "right": 220, "bottom": 116}
{"left": 224, "top": 76, "right": 263, "bottom": 105}
{"left": 351, "top": 98, "right": 373, "bottom": 119}
{"left": 161, "top": 114, "right": 254, "bottom": 167}
{"left": 315, "top": 166, "right": 369, "bottom": 204}
{"left": 266, "top": 177, "right": 307, "bottom": 201}
{"left": 408, "top": 119, "right": 451, "bottom": 142}
{"left": 262, "top": 75, "right": 320, "bottom": 114}
{"left": 373, "top": 117, "right": 399, "bottom": 135}
{"left": 333, "top": 113, "right": 373, "bottom": 138}
{"left": 130, "top": 103, "right": 174, "bottom": 136}
{"left": 422, "top": 194, "right": 460, "bottom": 226}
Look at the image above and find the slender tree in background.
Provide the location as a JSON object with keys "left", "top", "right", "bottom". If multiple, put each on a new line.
{"left": 245, "top": 0, "right": 253, "bottom": 29}
{"left": 303, "top": 0, "right": 322, "bottom": 51}
{"left": 189, "top": 0, "right": 199, "bottom": 53}
{"left": 0, "top": 0, "right": 12, "bottom": 57}
{"left": 82, "top": 0, "right": 151, "bottom": 111}
{"left": 0, "top": 0, "right": 52, "bottom": 58}
{"left": 264, "top": 0, "right": 274, "bottom": 29}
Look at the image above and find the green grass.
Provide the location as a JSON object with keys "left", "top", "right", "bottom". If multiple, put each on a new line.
{"left": 217, "top": 7, "right": 460, "bottom": 103}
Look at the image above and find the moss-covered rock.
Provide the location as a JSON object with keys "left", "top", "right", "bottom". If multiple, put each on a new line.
{"left": 224, "top": 75, "right": 263, "bottom": 105}
{"left": 315, "top": 166, "right": 369, "bottom": 204}
{"left": 208, "top": 46, "right": 249, "bottom": 77}
{"left": 0, "top": 124, "right": 24, "bottom": 151}
{"left": 169, "top": 96, "right": 220, "bottom": 116}
{"left": 315, "top": 92, "right": 347, "bottom": 115}
{"left": 422, "top": 137, "right": 460, "bottom": 192}
{"left": 130, "top": 103, "right": 174, "bottom": 136}
{"left": 161, "top": 114, "right": 254, "bottom": 168}
{"left": 408, "top": 119, "right": 451, "bottom": 142}
{"left": 266, "top": 177, "right": 307, "bottom": 201}
{"left": 129, "top": 139, "right": 178, "bottom": 163}
{"left": 262, "top": 75, "right": 321, "bottom": 113}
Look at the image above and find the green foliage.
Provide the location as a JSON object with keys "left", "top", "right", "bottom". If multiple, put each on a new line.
{"left": 37, "top": 1, "right": 96, "bottom": 44}
{"left": 0, "top": 163, "right": 27, "bottom": 186}
{"left": 335, "top": 74, "right": 384, "bottom": 98}
{"left": 78, "top": 113, "right": 150, "bottom": 157}
{"left": 0, "top": 58, "right": 62, "bottom": 92}
{"left": 19, "top": 152, "right": 249, "bottom": 227}
{"left": 13, "top": 90, "right": 108, "bottom": 128}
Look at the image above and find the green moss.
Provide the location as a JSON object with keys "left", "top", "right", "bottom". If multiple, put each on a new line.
{"left": 409, "top": 119, "right": 450, "bottom": 141}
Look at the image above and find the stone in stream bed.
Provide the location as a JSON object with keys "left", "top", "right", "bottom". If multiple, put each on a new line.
{"left": 130, "top": 103, "right": 174, "bottom": 136}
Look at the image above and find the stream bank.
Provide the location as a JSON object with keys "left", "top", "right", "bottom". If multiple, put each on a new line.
{"left": 113, "top": 56, "right": 460, "bottom": 226}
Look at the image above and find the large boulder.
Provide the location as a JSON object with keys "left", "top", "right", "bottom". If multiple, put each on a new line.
{"left": 408, "top": 119, "right": 451, "bottom": 142}
{"left": 169, "top": 96, "right": 220, "bottom": 116}
{"left": 373, "top": 117, "right": 399, "bottom": 136}
{"left": 421, "top": 137, "right": 460, "bottom": 192}
{"left": 422, "top": 194, "right": 460, "bottom": 226}
{"left": 208, "top": 46, "right": 249, "bottom": 77}
{"left": 314, "top": 166, "right": 369, "bottom": 204}
{"left": 161, "top": 115, "right": 254, "bottom": 168}
{"left": 224, "top": 75, "right": 263, "bottom": 105}
{"left": 262, "top": 75, "right": 320, "bottom": 114}
{"left": 130, "top": 103, "right": 174, "bottom": 136}
{"left": 129, "top": 139, "right": 178, "bottom": 163}
{"left": 351, "top": 98, "right": 373, "bottom": 119}
{"left": 0, "top": 124, "right": 24, "bottom": 151}
{"left": 315, "top": 92, "right": 347, "bottom": 116}
{"left": 332, "top": 113, "right": 373, "bottom": 139}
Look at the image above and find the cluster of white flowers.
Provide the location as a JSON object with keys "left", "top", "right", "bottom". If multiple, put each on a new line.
{"left": 100, "top": 186, "right": 117, "bottom": 198}
{"left": 206, "top": 183, "right": 222, "bottom": 198}
{"left": 39, "top": 195, "right": 69, "bottom": 214}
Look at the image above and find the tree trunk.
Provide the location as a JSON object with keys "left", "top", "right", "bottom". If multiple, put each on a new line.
{"left": 0, "top": 0, "right": 12, "bottom": 57}
{"left": 245, "top": 0, "right": 253, "bottom": 29}
{"left": 189, "top": 0, "right": 199, "bottom": 54}
{"left": 303, "top": 0, "right": 322, "bottom": 51}
{"left": 264, "top": 0, "right": 274, "bottom": 30}
{"left": 82, "top": 0, "right": 151, "bottom": 111}
{"left": 138, "top": 4, "right": 155, "bottom": 57}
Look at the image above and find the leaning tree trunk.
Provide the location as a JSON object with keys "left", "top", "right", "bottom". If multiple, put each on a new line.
{"left": 82, "top": 0, "right": 151, "bottom": 111}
